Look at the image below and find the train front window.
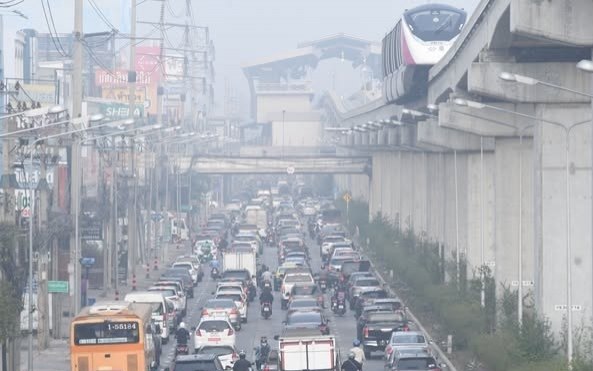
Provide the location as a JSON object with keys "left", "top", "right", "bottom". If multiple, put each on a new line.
{"left": 405, "top": 8, "right": 466, "bottom": 42}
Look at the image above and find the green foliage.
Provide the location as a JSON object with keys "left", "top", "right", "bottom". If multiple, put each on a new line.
{"left": 340, "top": 200, "right": 590, "bottom": 371}
{"left": 0, "top": 222, "right": 25, "bottom": 342}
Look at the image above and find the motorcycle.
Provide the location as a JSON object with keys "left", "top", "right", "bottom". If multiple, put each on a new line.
{"left": 248, "top": 284, "right": 257, "bottom": 302}
{"left": 210, "top": 267, "right": 220, "bottom": 279}
{"left": 331, "top": 292, "right": 347, "bottom": 316}
{"left": 261, "top": 302, "right": 272, "bottom": 319}
{"left": 175, "top": 343, "right": 189, "bottom": 356}
{"left": 319, "top": 278, "right": 328, "bottom": 293}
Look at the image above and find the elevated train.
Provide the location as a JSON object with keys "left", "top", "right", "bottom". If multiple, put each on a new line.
{"left": 382, "top": 3, "right": 467, "bottom": 103}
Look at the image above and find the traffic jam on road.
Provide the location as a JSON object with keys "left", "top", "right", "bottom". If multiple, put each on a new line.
{"left": 72, "top": 182, "right": 448, "bottom": 371}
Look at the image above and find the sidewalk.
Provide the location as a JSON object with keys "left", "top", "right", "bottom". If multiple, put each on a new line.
{"left": 19, "top": 241, "right": 191, "bottom": 371}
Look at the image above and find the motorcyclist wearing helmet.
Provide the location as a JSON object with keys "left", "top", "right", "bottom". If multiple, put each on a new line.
{"left": 349, "top": 339, "right": 365, "bottom": 367}
{"left": 255, "top": 336, "right": 271, "bottom": 369}
{"left": 259, "top": 287, "right": 274, "bottom": 304}
{"left": 175, "top": 322, "right": 190, "bottom": 345}
{"left": 233, "top": 350, "right": 252, "bottom": 371}
{"left": 341, "top": 352, "right": 362, "bottom": 371}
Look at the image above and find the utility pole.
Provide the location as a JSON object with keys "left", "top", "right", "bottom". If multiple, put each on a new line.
{"left": 127, "top": 0, "right": 138, "bottom": 280}
{"left": 69, "top": 0, "right": 84, "bottom": 327}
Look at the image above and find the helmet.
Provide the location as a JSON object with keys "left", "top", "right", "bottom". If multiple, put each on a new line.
{"left": 348, "top": 352, "right": 356, "bottom": 359}
{"left": 179, "top": 322, "right": 186, "bottom": 329}
{"left": 353, "top": 339, "right": 361, "bottom": 346}
{"left": 261, "top": 337, "right": 268, "bottom": 344}
{"left": 239, "top": 350, "right": 246, "bottom": 359}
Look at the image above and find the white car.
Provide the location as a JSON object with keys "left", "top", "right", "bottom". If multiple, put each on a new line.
{"left": 216, "top": 283, "right": 246, "bottom": 297}
{"left": 281, "top": 273, "right": 315, "bottom": 307}
{"left": 148, "top": 285, "right": 187, "bottom": 317}
{"left": 384, "top": 331, "right": 430, "bottom": 359}
{"left": 195, "top": 344, "right": 239, "bottom": 369}
{"left": 215, "top": 292, "right": 248, "bottom": 323}
{"left": 194, "top": 316, "right": 236, "bottom": 351}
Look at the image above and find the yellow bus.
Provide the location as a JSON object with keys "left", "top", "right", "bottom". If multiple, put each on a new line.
{"left": 70, "top": 301, "right": 160, "bottom": 371}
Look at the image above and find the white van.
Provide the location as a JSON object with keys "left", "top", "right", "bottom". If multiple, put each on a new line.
{"left": 124, "top": 291, "right": 170, "bottom": 343}
{"left": 171, "top": 216, "right": 189, "bottom": 242}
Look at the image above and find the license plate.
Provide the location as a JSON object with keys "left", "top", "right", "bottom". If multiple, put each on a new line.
{"left": 208, "top": 337, "right": 221, "bottom": 341}
{"left": 338, "top": 305, "right": 344, "bottom": 309}
{"left": 379, "top": 340, "right": 386, "bottom": 345}
{"left": 263, "top": 307, "right": 270, "bottom": 311}
{"left": 381, "top": 328, "right": 393, "bottom": 332}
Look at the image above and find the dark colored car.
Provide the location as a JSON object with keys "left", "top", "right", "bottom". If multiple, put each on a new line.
{"left": 220, "top": 269, "right": 251, "bottom": 285}
{"left": 290, "top": 283, "right": 324, "bottom": 308}
{"left": 354, "top": 288, "right": 389, "bottom": 316}
{"left": 166, "top": 354, "right": 227, "bottom": 371}
{"left": 386, "top": 353, "right": 442, "bottom": 371}
{"left": 284, "top": 310, "right": 330, "bottom": 335}
{"left": 162, "top": 268, "right": 194, "bottom": 298}
{"left": 357, "top": 311, "right": 409, "bottom": 358}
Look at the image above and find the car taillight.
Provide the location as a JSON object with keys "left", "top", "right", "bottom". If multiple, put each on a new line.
{"left": 363, "top": 327, "right": 369, "bottom": 337}
{"left": 196, "top": 329, "right": 202, "bottom": 336}
{"left": 386, "top": 345, "right": 393, "bottom": 355}
{"left": 263, "top": 366, "right": 270, "bottom": 371}
{"left": 228, "top": 328, "right": 234, "bottom": 336}
{"left": 402, "top": 324, "right": 410, "bottom": 331}
{"left": 232, "top": 353, "right": 238, "bottom": 361}
{"left": 230, "top": 308, "right": 239, "bottom": 314}
{"left": 281, "top": 285, "right": 285, "bottom": 292}
{"left": 201, "top": 309, "right": 209, "bottom": 316}
{"left": 317, "top": 295, "right": 323, "bottom": 303}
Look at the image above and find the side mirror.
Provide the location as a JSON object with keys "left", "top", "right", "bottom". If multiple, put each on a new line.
{"left": 273, "top": 335, "right": 280, "bottom": 340}
{"left": 211, "top": 291, "right": 215, "bottom": 295}
{"left": 282, "top": 321, "right": 287, "bottom": 325}
{"left": 320, "top": 264, "right": 326, "bottom": 270}
{"left": 191, "top": 326, "right": 196, "bottom": 331}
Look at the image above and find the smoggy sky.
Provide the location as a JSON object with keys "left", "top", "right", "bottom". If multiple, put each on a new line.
{"left": 2, "top": 0, "right": 480, "bottom": 116}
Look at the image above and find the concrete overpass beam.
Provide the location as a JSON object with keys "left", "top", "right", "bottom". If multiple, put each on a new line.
{"left": 439, "top": 102, "right": 536, "bottom": 137}
{"left": 417, "top": 119, "right": 496, "bottom": 151}
{"left": 510, "top": 0, "right": 593, "bottom": 46}
{"left": 469, "top": 62, "right": 592, "bottom": 103}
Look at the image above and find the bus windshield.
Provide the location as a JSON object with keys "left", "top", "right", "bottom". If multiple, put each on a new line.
{"left": 74, "top": 321, "right": 140, "bottom": 345}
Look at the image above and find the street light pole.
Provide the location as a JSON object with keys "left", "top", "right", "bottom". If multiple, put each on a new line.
{"left": 455, "top": 98, "right": 590, "bottom": 365}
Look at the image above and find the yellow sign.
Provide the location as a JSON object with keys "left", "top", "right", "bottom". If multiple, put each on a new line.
{"left": 343, "top": 192, "right": 352, "bottom": 203}
{"left": 101, "top": 86, "right": 147, "bottom": 104}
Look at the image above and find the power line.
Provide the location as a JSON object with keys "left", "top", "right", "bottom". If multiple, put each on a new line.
{"left": 45, "top": 1, "right": 70, "bottom": 56}
{"left": 87, "top": 0, "right": 118, "bottom": 32}
{"left": 40, "top": 0, "right": 68, "bottom": 57}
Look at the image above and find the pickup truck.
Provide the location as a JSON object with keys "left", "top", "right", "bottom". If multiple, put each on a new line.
{"left": 356, "top": 310, "right": 409, "bottom": 358}
{"left": 274, "top": 330, "right": 340, "bottom": 371}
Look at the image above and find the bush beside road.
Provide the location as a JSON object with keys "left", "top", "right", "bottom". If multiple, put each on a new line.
{"left": 337, "top": 199, "right": 593, "bottom": 371}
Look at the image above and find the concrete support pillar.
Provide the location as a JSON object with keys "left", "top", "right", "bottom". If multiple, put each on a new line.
{"left": 534, "top": 104, "right": 592, "bottom": 334}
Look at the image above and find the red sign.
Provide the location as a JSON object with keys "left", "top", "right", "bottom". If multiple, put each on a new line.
{"left": 135, "top": 46, "right": 161, "bottom": 72}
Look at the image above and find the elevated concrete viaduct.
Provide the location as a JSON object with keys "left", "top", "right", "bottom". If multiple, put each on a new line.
{"left": 329, "top": 0, "right": 593, "bottom": 339}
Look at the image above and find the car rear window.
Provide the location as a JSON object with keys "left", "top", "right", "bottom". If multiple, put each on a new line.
{"left": 198, "top": 320, "right": 230, "bottom": 332}
{"left": 355, "top": 279, "right": 380, "bottom": 287}
{"left": 149, "top": 288, "right": 176, "bottom": 297}
{"left": 285, "top": 275, "right": 313, "bottom": 283}
{"left": 217, "top": 294, "right": 242, "bottom": 302}
{"left": 206, "top": 299, "right": 235, "bottom": 308}
{"left": 367, "top": 312, "right": 405, "bottom": 323}
{"left": 290, "top": 299, "right": 318, "bottom": 308}
{"left": 173, "top": 360, "right": 220, "bottom": 371}
{"left": 396, "top": 357, "right": 438, "bottom": 368}
{"left": 393, "top": 334, "right": 427, "bottom": 344}
{"left": 287, "top": 312, "right": 322, "bottom": 324}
